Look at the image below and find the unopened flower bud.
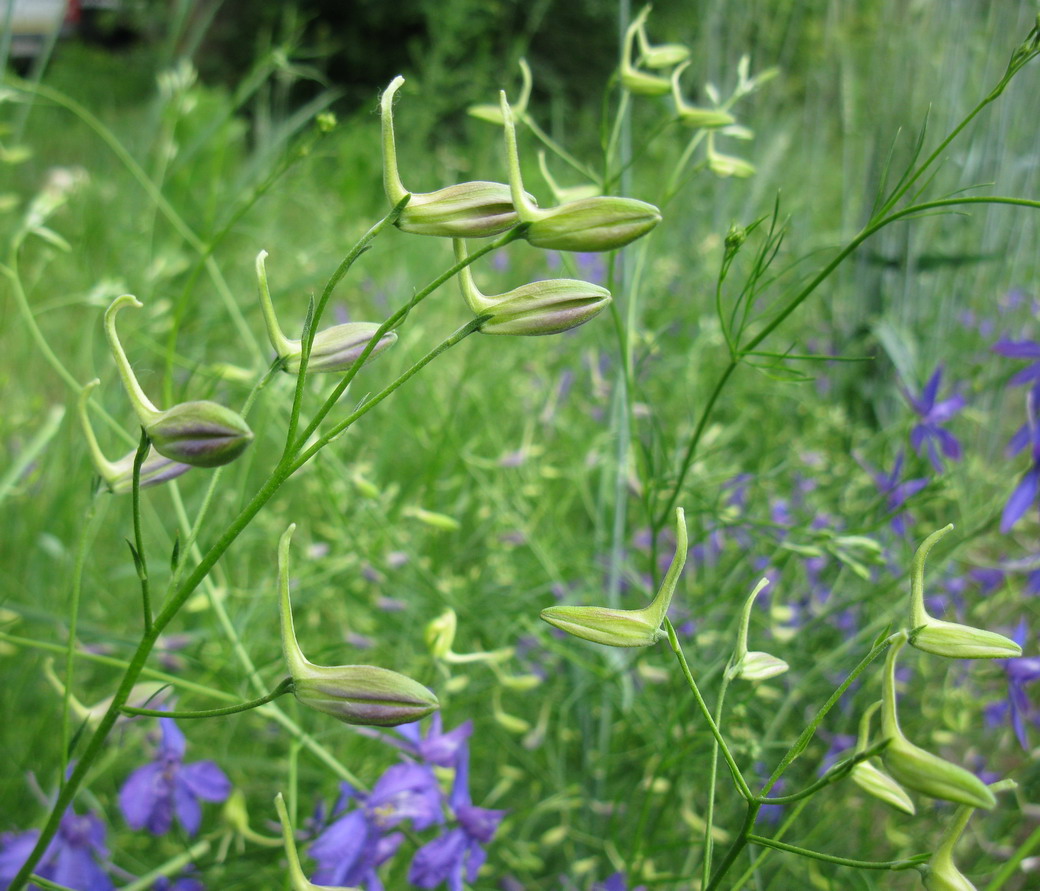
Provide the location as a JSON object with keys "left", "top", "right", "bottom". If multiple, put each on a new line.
{"left": 104, "top": 295, "right": 253, "bottom": 468}
{"left": 879, "top": 634, "right": 995, "bottom": 810}
{"left": 707, "top": 135, "right": 755, "bottom": 178}
{"left": 847, "top": 702, "right": 915, "bottom": 815}
{"left": 907, "top": 525, "right": 1022, "bottom": 659}
{"left": 621, "top": 8, "right": 672, "bottom": 95}
{"left": 78, "top": 379, "right": 191, "bottom": 493}
{"left": 256, "top": 251, "right": 396, "bottom": 373}
{"left": 671, "top": 62, "right": 736, "bottom": 129}
{"left": 454, "top": 239, "right": 610, "bottom": 336}
{"left": 727, "top": 578, "right": 788, "bottom": 681}
{"left": 278, "top": 525, "right": 438, "bottom": 726}
{"left": 542, "top": 507, "right": 687, "bottom": 647}
{"left": 502, "top": 94, "right": 661, "bottom": 252}
{"left": 425, "top": 608, "right": 457, "bottom": 659}
{"left": 382, "top": 77, "right": 524, "bottom": 237}
{"left": 850, "top": 761, "right": 916, "bottom": 815}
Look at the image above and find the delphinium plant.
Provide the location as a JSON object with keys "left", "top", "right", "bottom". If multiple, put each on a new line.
{"left": 1, "top": 4, "right": 1039, "bottom": 889}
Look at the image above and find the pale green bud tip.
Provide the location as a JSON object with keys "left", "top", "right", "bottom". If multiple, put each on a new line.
{"left": 909, "top": 620, "right": 1022, "bottom": 660}
{"left": 881, "top": 738, "right": 996, "bottom": 810}
{"left": 849, "top": 762, "right": 916, "bottom": 815}
{"left": 480, "top": 279, "right": 612, "bottom": 336}
{"left": 282, "top": 323, "right": 398, "bottom": 374}
{"left": 145, "top": 400, "right": 254, "bottom": 468}
{"left": 524, "top": 196, "right": 662, "bottom": 253}
{"left": 735, "top": 651, "right": 789, "bottom": 681}
{"left": 540, "top": 604, "right": 662, "bottom": 647}
{"left": 922, "top": 865, "right": 976, "bottom": 891}
{"left": 293, "top": 664, "right": 439, "bottom": 727}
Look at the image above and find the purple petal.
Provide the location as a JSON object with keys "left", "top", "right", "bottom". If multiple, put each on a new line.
{"left": 408, "top": 829, "right": 467, "bottom": 889}
{"left": 159, "top": 718, "right": 187, "bottom": 761}
{"left": 309, "top": 810, "right": 370, "bottom": 877}
{"left": 889, "top": 477, "right": 929, "bottom": 508}
{"left": 1006, "top": 424, "right": 1030, "bottom": 458}
{"left": 464, "top": 838, "right": 487, "bottom": 882}
{"left": 932, "top": 427, "right": 962, "bottom": 460}
{"left": 1001, "top": 468, "right": 1040, "bottom": 533}
{"left": 928, "top": 394, "right": 966, "bottom": 423}
{"left": 921, "top": 369, "right": 942, "bottom": 411}
{"left": 420, "top": 720, "right": 473, "bottom": 768}
{"left": 993, "top": 339, "right": 1040, "bottom": 359}
{"left": 449, "top": 746, "right": 472, "bottom": 813}
{"left": 1009, "top": 365, "right": 1040, "bottom": 387}
{"left": 173, "top": 780, "right": 202, "bottom": 837}
{"left": 118, "top": 763, "right": 166, "bottom": 832}
{"left": 456, "top": 805, "right": 506, "bottom": 844}
{"left": 178, "top": 761, "right": 231, "bottom": 803}
{"left": 50, "top": 842, "right": 114, "bottom": 891}
{"left": 0, "top": 831, "right": 40, "bottom": 883}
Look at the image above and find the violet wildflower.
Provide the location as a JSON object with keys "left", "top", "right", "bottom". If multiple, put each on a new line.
{"left": 999, "top": 389, "right": 1040, "bottom": 533}
{"left": 592, "top": 873, "right": 647, "bottom": 891}
{"left": 119, "top": 716, "right": 231, "bottom": 836}
{"left": 0, "top": 807, "right": 113, "bottom": 891}
{"left": 394, "top": 715, "right": 474, "bottom": 767}
{"left": 309, "top": 764, "right": 443, "bottom": 889}
{"left": 859, "top": 451, "right": 929, "bottom": 535}
{"left": 986, "top": 620, "right": 1040, "bottom": 749}
{"left": 901, "top": 368, "right": 965, "bottom": 473}
{"left": 993, "top": 338, "right": 1040, "bottom": 387}
{"left": 408, "top": 744, "right": 506, "bottom": 890}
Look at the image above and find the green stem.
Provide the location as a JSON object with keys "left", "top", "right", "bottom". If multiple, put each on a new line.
{"left": 745, "top": 835, "right": 925, "bottom": 871}
{"left": 121, "top": 677, "right": 294, "bottom": 718}
{"left": 131, "top": 430, "right": 153, "bottom": 634}
{"left": 984, "top": 819, "right": 1040, "bottom": 890}
{"left": 120, "top": 837, "right": 213, "bottom": 891}
{"left": 702, "top": 673, "right": 731, "bottom": 888}
{"left": 664, "top": 619, "right": 753, "bottom": 801}
{"left": 750, "top": 742, "right": 888, "bottom": 805}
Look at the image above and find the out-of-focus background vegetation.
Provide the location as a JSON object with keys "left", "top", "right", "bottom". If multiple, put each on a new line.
{"left": 2, "top": 1, "right": 1039, "bottom": 888}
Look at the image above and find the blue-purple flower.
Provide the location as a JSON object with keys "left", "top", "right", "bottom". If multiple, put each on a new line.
{"left": 998, "top": 387, "right": 1040, "bottom": 533}
{"left": 902, "top": 367, "right": 965, "bottom": 473}
{"left": 408, "top": 744, "right": 506, "bottom": 890}
{"left": 309, "top": 763, "right": 443, "bottom": 890}
{"left": 119, "top": 717, "right": 231, "bottom": 836}
{"left": 0, "top": 807, "right": 113, "bottom": 891}
{"left": 859, "top": 450, "right": 929, "bottom": 535}
{"left": 986, "top": 620, "right": 1040, "bottom": 749}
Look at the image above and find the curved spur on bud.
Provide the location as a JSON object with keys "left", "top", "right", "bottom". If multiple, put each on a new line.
{"left": 104, "top": 295, "right": 253, "bottom": 468}
{"left": 541, "top": 507, "right": 687, "bottom": 647}
{"left": 454, "top": 239, "right": 610, "bottom": 336}
{"left": 635, "top": 15, "right": 690, "bottom": 69}
{"left": 278, "top": 525, "right": 439, "bottom": 727}
{"left": 620, "top": 6, "right": 672, "bottom": 95}
{"left": 907, "top": 525, "right": 1022, "bottom": 660}
{"left": 382, "top": 76, "right": 522, "bottom": 237}
{"left": 706, "top": 133, "right": 755, "bottom": 179}
{"left": 501, "top": 94, "right": 661, "bottom": 252}
{"left": 78, "top": 379, "right": 191, "bottom": 493}
{"left": 469, "top": 58, "right": 532, "bottom": 125}
{"left": 256, "top": 251, "right": 397, "bottom": 373}
{"left": 879, "top": 634, "right": 996, "bottom": 810}
{"left": 670, "top": 62, "right": 736, "bottom": 129}
{"left": 726, "top": 578, "right": 789, "bottom": 682}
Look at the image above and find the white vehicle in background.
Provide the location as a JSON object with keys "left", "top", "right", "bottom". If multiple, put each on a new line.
{"left": 2, "top": 1, "right": 131, "bottom": 67}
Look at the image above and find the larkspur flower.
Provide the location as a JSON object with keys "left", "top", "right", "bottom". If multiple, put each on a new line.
{"left": 993, "top": 338, "right": 1040, "bottom": 388}
{"left": 901, "top": 367, "right": 965, "bottom": 473}
{"left": 858, "top": 450, "right": 929, "bottom": 535}
{"left": 394, "top": 715, "right": 474, "bottom": 767}
{"left": 119, "top": 716, "right": 231, "bottom": 836}
{"left": 309, "top": 763, "right": 442, "bottom": 890}
{"left": 985, "top": 620, "right": 1040, "bottom": 749}
{"left": 408, "top": 743, "right": 506, "bottom": 890}
{"left": 0, "top": 807, "right": 113, "bottom": 891}
{"left": 1000, "top": 388, "right": 1040, "bottom": 533}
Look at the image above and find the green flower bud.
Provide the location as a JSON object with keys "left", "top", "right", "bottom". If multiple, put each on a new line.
{"left": 707, "top": 135, "right": 755, "bottom": 178}
{"left": 727, "top": 578, "right": 789, "bottom": 681}
{"left": 621, "top": 7, "right": 672, "bottom": 95}
{"left": 502, "top": 94, "right": 661, "bottom": 252}
{"left": 670, "top": 62, "right": 736, "bottom": 129}
{"left": 879, "top": 634, "right": 996, "bottom": 810}
{"left": 454, "top": 239, "right": 610, "bottom": 336}
{"left": 850, "top": 761, "right": 916, "bottom": 815}
{"left": 382, "top": 76, "right": 523, "bottom": 237}
{"left": 104, "top": 295, "right": 253, "bottom": 468}
{"left": 78, "top": 379, "right": 191, "bottom": 493}
{"left": 541, "top": 507, "right": 687, "bottom": 647}
{"left": 907, "top": 525, "right": 1022, "bottom": 659}
{"left": 633, "top": 7, "right": 690, "bottom": 69}
{"left": 278, "top": 525, "right": 438, "bottom": 726}
{"left": 469, "top": 58, "right": 532, "bottom": 125}
{"left": 256, "top": 251, "right": 396, "bottom": 373}
{"left": 848, "top": 702, "right": 915, "bottom": 815}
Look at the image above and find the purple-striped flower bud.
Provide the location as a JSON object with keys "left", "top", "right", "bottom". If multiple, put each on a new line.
{"left": 278, "top": 525, "right": 439, "bottom": 727}
{"left": 104, "top": 295, "right": 253, "bottom": 469}
{"left": 382, "top": 76, "right": 525, "bottom": 238}
{"left": 501, "top": 94, "right": 661, "bottom": 252}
